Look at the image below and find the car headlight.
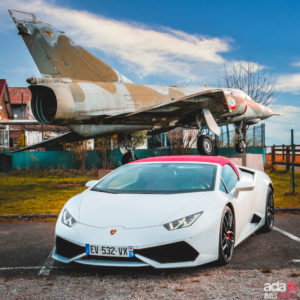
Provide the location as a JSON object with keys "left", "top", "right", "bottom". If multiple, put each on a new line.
{"left": 61, "top": 209, "right": 77, "bottom": 227}
{"left": 163, "top": 212, "right": 203, "bottom": 231}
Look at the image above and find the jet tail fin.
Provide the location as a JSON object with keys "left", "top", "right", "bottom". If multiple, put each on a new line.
{"left": 8, "top": 10, "right": 119, "bottom": 82}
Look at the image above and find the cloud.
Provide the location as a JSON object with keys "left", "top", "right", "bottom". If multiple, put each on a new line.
{"left": 0, "top": 0, "right": 267, "bottom": 84}
{"left": 1, "top": 0, "right": 228, "bottom": 80}
{"left": 264, "top": 105, "right": 300, "bottom": 145}
{"left": 291, "top": 62, "right": 300, "bottom": 67}
{"left": 276, "top": 73, "right": 300, "bottom": 93}
{"left": 225, "top": 60, "right": 266, "bottom": 75}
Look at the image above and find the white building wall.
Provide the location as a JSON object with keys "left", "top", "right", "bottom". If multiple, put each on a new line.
{"left": 25, "top": 131, "right": 42, "bottom": 145}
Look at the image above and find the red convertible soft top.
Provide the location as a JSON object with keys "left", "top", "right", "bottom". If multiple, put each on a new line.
{"left": 131, "top": 155, "right": 239, "bottom": 178}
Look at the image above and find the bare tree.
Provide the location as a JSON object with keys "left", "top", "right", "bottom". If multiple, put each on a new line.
{"left": 94, "top": 131, "right": 148, "bottom": 168}
{"left": 168, "top": 128, "right": 197, "bottom": 155}
{"left": 69, "top": 141, "right": 88, "bottom": 171}
{"left": 131, "top": 131, "right": 148, "bottom": 149}
{"left": 94, "top": 136, "right": 113, "bottom": 169}
{"left": 222, "top": 61, "right": 277, "bottom": 106}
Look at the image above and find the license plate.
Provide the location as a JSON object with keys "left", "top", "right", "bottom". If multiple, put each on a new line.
{"left": 86, "top": 244, "right": 134, "bottom": 257}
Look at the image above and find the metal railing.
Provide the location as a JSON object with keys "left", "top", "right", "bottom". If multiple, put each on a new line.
{"left": 217, "top": 123, "right": 265, "bottom": 148}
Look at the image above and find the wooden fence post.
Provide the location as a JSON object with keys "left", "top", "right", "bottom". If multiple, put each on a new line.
{"left": 271, "top": 145, "right": 275, "bottom": 170}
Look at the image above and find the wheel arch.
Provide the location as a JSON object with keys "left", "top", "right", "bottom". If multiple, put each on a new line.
{"left": 268, "top": 183, "right": 274, "bottom": 193}
{"left": 226, "top": 202, "right": 235, "bottom": 218}
{"left": 226, "top": 202, "right": 236, "bottom": 232}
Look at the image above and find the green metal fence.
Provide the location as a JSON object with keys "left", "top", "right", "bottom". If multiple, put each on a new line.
{"left": 1, "top": 147, "right": 265, "bottom": 170}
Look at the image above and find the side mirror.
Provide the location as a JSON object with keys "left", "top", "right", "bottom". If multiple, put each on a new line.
{"left": 235, "top": 180, "right": 255, "bottom": 191}
{"left": 85, "top": 180, "right": 98, "bottom": 188}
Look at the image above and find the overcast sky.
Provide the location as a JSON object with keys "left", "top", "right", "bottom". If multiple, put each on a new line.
{"left": 0, "top": 0, "right": 299, "bottom": 145}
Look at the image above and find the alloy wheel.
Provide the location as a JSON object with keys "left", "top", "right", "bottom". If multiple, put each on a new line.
{"left": 221, "top": 208, "right": 235, "bottom": 261}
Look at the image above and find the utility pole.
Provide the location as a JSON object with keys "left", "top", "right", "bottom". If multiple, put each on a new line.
{"left": 21, "top": 92, "right": 25, "bottom": 147}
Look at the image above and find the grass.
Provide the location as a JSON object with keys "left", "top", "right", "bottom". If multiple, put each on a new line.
{"left": 266, "top": 169, "right": 300, "bottom": 208}
{"left": 0, "top": 169, "right": 97, "bottom": 215}
{"left": 0, "top": 168, "right": 299, "bottom": 216}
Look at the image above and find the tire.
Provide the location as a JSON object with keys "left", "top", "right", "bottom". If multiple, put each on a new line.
{"left": 121, "top": 152, "right": 138, "bottom": 164}
{"left": 197, "top": 135, "right": 214, "bottom": 155}
{"left": 218, "top": 206, "right": 235, "bottom": 265}
{"left": 260, "top": 187, "right": 274, "bottom": 233}
{"left": 235, "top": 141, "right": 246, "bottom": 153}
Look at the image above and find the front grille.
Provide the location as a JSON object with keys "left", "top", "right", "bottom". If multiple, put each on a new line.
{"left": 82, "top": 255, "right": 141, "bottom": 262}
{"left": 135, "top": 242, "right": 199, "bottom": 263}
{"left": 56, "top": 236, "right": 85, "bottom": 259}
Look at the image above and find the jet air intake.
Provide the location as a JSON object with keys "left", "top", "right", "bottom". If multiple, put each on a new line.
{"left": 30, "top": 85, "right": 57, "bottom": 123}
{"left": 29, "top": 82, "right": 79, "bottom": 125}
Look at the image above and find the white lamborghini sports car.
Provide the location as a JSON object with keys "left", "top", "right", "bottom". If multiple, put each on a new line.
{"left": 53, "top": 155, "right": 274, "bottom": 268}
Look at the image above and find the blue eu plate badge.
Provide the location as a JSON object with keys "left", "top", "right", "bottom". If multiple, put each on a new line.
{"left": 129, "top": 246, "right": 134, "bottom": 257}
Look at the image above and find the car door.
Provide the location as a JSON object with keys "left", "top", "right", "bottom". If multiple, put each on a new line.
{"left": 220, "top": 164, "right": 253, "bottom": 241}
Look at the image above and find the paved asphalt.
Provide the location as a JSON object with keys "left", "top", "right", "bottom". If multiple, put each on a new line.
{"left": 0, "top": 213, "right": 299, "bottom": 278}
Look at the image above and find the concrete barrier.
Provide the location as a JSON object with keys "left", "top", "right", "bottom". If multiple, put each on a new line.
{"left": 223, "top": 153, "right": 264, "bottom": 171}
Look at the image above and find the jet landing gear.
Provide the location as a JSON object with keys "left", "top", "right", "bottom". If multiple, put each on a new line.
{"left": 118, "top": 134, "right": 137, "bottom": 164}
{"left": 234, "top": 122, "right": 246, "bottom": 153}
{"left": 197, "top": 131, "right": 215, "bottom": 155}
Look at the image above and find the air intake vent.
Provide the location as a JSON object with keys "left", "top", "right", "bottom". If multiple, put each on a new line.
{"left": 30, "top": 85, "right": 57, "bottom": 123}
{"left": 251, "top": 214, "right": 262, "bottom": 224}
{"left": 55, "top": 236, "right": 85, "bottom": 259}
{"left": 135, "top": 242, "right": 198, "bottom": 263}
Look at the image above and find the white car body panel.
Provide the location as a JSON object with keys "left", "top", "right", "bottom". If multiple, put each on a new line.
{"left": 53, "top": 161, "right": 273, "bottom": 268}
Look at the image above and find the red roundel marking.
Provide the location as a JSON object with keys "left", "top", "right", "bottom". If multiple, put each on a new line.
{"left": 228, "top": 96, "right": 237, "bottom": 110}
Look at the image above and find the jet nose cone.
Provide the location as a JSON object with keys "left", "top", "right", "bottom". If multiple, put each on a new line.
{"left": 263, "top": 105, "right": 274, "bottom": 116}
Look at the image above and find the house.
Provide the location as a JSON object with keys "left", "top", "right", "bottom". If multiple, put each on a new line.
{"left": 0, "top": 79, "right": 68, "bottom": 151}
{"left": 0, "top": 80, "right": 13, "bottom": 151}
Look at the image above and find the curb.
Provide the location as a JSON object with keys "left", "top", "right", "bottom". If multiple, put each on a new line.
{"left": 0, "top": 213, "right": 58, "bottom": 220}
{"left": 0, "top": 208, "right": 300, "bottom": 220}
{"left": 274, "top": 208, "right": 300, "bottom": 213}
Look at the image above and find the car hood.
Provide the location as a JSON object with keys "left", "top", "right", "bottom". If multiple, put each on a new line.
{"left": 77, "top": 190, "right": 218, "bottom": 228}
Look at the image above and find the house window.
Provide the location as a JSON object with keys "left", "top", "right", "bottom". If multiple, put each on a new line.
{"left": 0, "top": 130, "right": 9, "bottom": 148}
{"left": 12, "top": 104, "right": 27, "bottom": 119}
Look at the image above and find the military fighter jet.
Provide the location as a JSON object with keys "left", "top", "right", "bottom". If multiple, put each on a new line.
{"left": 3, "top": 10, "right": 278, "bottom": 163}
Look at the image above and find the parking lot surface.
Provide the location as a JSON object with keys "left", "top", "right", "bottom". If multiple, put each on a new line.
{"left": 0, "top": 213, "right": 299, "bottom": 299}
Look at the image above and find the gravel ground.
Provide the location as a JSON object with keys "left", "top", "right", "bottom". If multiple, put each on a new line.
{"left": 1, "top": 268, "right": 299, "bottom": 299}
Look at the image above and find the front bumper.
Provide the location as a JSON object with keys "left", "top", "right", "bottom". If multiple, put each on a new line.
{"left": 53, "top": 235, "right": 199, "bottom": 268}
{"left": 53, "top": 215, "right": 220, "bottom": 268}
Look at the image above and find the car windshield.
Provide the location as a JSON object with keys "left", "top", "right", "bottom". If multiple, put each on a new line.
{"left": 92, "top": 163, "right": 217, "bottom": 194}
